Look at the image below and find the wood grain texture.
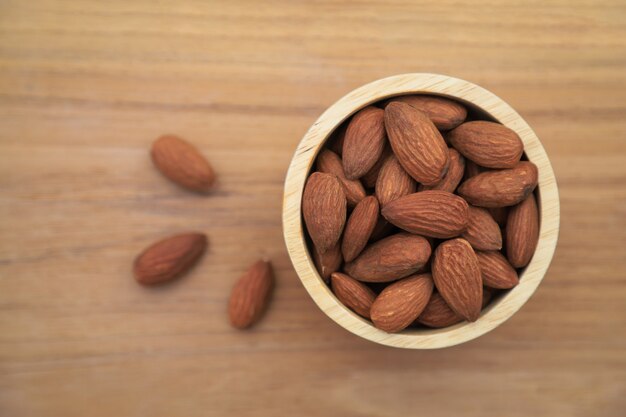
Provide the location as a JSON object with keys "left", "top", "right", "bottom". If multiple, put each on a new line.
{"left": 0, "top": 1, "right": 625, "bottom": 416}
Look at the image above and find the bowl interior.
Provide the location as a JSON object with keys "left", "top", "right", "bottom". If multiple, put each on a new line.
{"left": 283, "top": 73, "right": 560, "bottom": 349}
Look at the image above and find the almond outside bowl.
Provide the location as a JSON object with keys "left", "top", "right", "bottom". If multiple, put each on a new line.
{"left": 282, "top": 73, "right": 560, "bottom": 349}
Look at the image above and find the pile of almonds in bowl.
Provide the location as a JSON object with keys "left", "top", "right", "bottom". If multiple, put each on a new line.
{"left": 303, "top": 95, "right": 539, "bottom": 333}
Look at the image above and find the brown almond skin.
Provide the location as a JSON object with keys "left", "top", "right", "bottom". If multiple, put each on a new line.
{"left": 328, "top": 123, "right": 347, "bottom": 156}
{"left": 331, "top": 272, "right": 376, "bottom": 319}
{"left": 344, "top": 233, "right": 432, "bottom": 283}
{"left": 419, "top": 148, "right": 465, "bottom": 193}
{"left": 387, "top": 95, "right": 467, "bottom": 130}
{"left": 369, "top": 216, "right": 396, "bottom": 242}
{"left": 506, "top": 193, "right": 539, "bottom": 268}
{"left": 134, "top": 232, "right": 207, "bottom": 285}
{"left": 361, "top": 146, "right": 391, "bottom": 188}
{"left": 432, "top": 238, "right": 482, "bottom": 322}
{"left": 476, "top": 251, "right": 520, "bottom": 289}
{"left": 385, "top": 102, "right": 450, "bottom": 185}
{"left": 375, "top": 154, "right": 417, "bottom": 207}
{"left": 448, "top": 121, "right": 524, "bottom": 168}
{"left": 342, "top": 106, "right": 386, "bottom": 179}
{"left": 462, "top": 206, "right": 502, "bottom": 251}
{"left": 371, "top": 273, "right": 434, "bottom": 333}
{"left": 228, "top": 260, "right": 274, "bottom": 329}
{"left": 488, "top": 206, "right": 509, "bottom": 227}
{"left": 463, "top": 159, "right": 485, "bottom": 180}
{"left": 342, "top": 196, "right": 380, "bottom": 263}
{"left": 482, "top": 287, "right": 495, "bottom": 308}
{"left": 302, "top": 172, "right": 347, "bottom": 254}
{"left": 417, "top": 286, "right": 496, "bottom": 328}
{"left": 151, "top": 135, "right": 216, "bottom": 193}
{"left": 312, "top": 242, "right": 342, "bottom": 283}
{"left": 382, "top": 190, "right": 469, "bottom": 238}
{"left": 317, "top": 149, "right": 366, "bottom": 207}
{"left": 417, "top": 292, "right": 463, "bottom": 328}
{"left": 457, "top": 161, "right": 538, "bottom": 208}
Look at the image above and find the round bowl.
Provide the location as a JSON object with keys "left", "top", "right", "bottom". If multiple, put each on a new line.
{"left": 282, "top": 73, "right": 560, "bottom": 349}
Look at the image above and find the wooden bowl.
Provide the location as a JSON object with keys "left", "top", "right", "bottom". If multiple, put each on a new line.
{"left": 282, "top": 73, "right": 560, "bottom": 349}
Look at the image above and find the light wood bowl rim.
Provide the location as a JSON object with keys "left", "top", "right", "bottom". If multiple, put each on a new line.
{"left": 282, "top": 73, "right": 560, "bottom": 349}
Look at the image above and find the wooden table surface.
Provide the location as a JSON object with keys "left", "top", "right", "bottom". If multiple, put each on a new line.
{"left": 1, "top": 1, "right": 625, "bottom": 416}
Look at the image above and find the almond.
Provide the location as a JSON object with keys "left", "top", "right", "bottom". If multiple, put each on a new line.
{"left": 432, "top": 238, "right": 482, "bottom": 322}
{"left": 457, "top": 161, "right": 538, "bottom": 208}
{"left": 382, "top": 190, "right": 469, "bottom": 238}
{"left": 384, "top": 102, "right": 450, "bottom": 185}
{"left": 134, "top": 232, "right": 207, "bottom": 285}
{"left": 375, "top": 154, "right": 417, "bottom": 207}
{"left": 370, "top": 273, "right": 434, "bottom": 333}
{"left": 361, "top": 146, "right": 391, "bottom": 188}
{"left": 388, "top": 95, "right": 467, "bottom": 130}
{"left": 342, "top": 106, "right": 386, "bottom": 179}
{"left": 463, "top": 159, "right": 485, "bottom": 180}
{"left": 462, "top": 206, "right": 502, "bottom": 250}
{"left": 488, "top": 206, "right": 509, "bottom": 227}
{"left": 151, "top": 135, "right": 216, "bottom": 192}
{"left": 317, "top": 149, "right": 366, "bottom": 207}
{"left": 312, "top": 242, "right": 342, "bottom": 283}
{"left": 506, "top": 193, "right": 539, "bottom": 268}
{"left": 476, "top": 251, "right": 519, "bottom": 289}
{"left": 331, "top": 272, "right": 376, "bottom": 319}
{"left": 482, "top": 287, "right": 495, "bottom": 307}
{"left": 369, "top": 216, "right": 396, "bottom": 242}
{"left": 448, "top": 121, "right": 524, "bottom": 168}
{"left": 302, "top": 172, "right": 347, "bottom": 254}
{"left": 328, "top": 123, "right": 347, "bottom": 156}
{"left": 344, "top": 233, "right": 431, "bottom": 282}
{"left": 228, "top": 259, "right": 274, "bottom": 329}
{"left": 417, "top": 292, "right": 463, "bottom": 328}
{"left": 419, "top": 148, "right": 465, "bottom": 193}
{"left": 342, "top": 196, "right": 380, "bottom": 262}
{"left": 417, "top": 286, "right": 495, "bottom": 328}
